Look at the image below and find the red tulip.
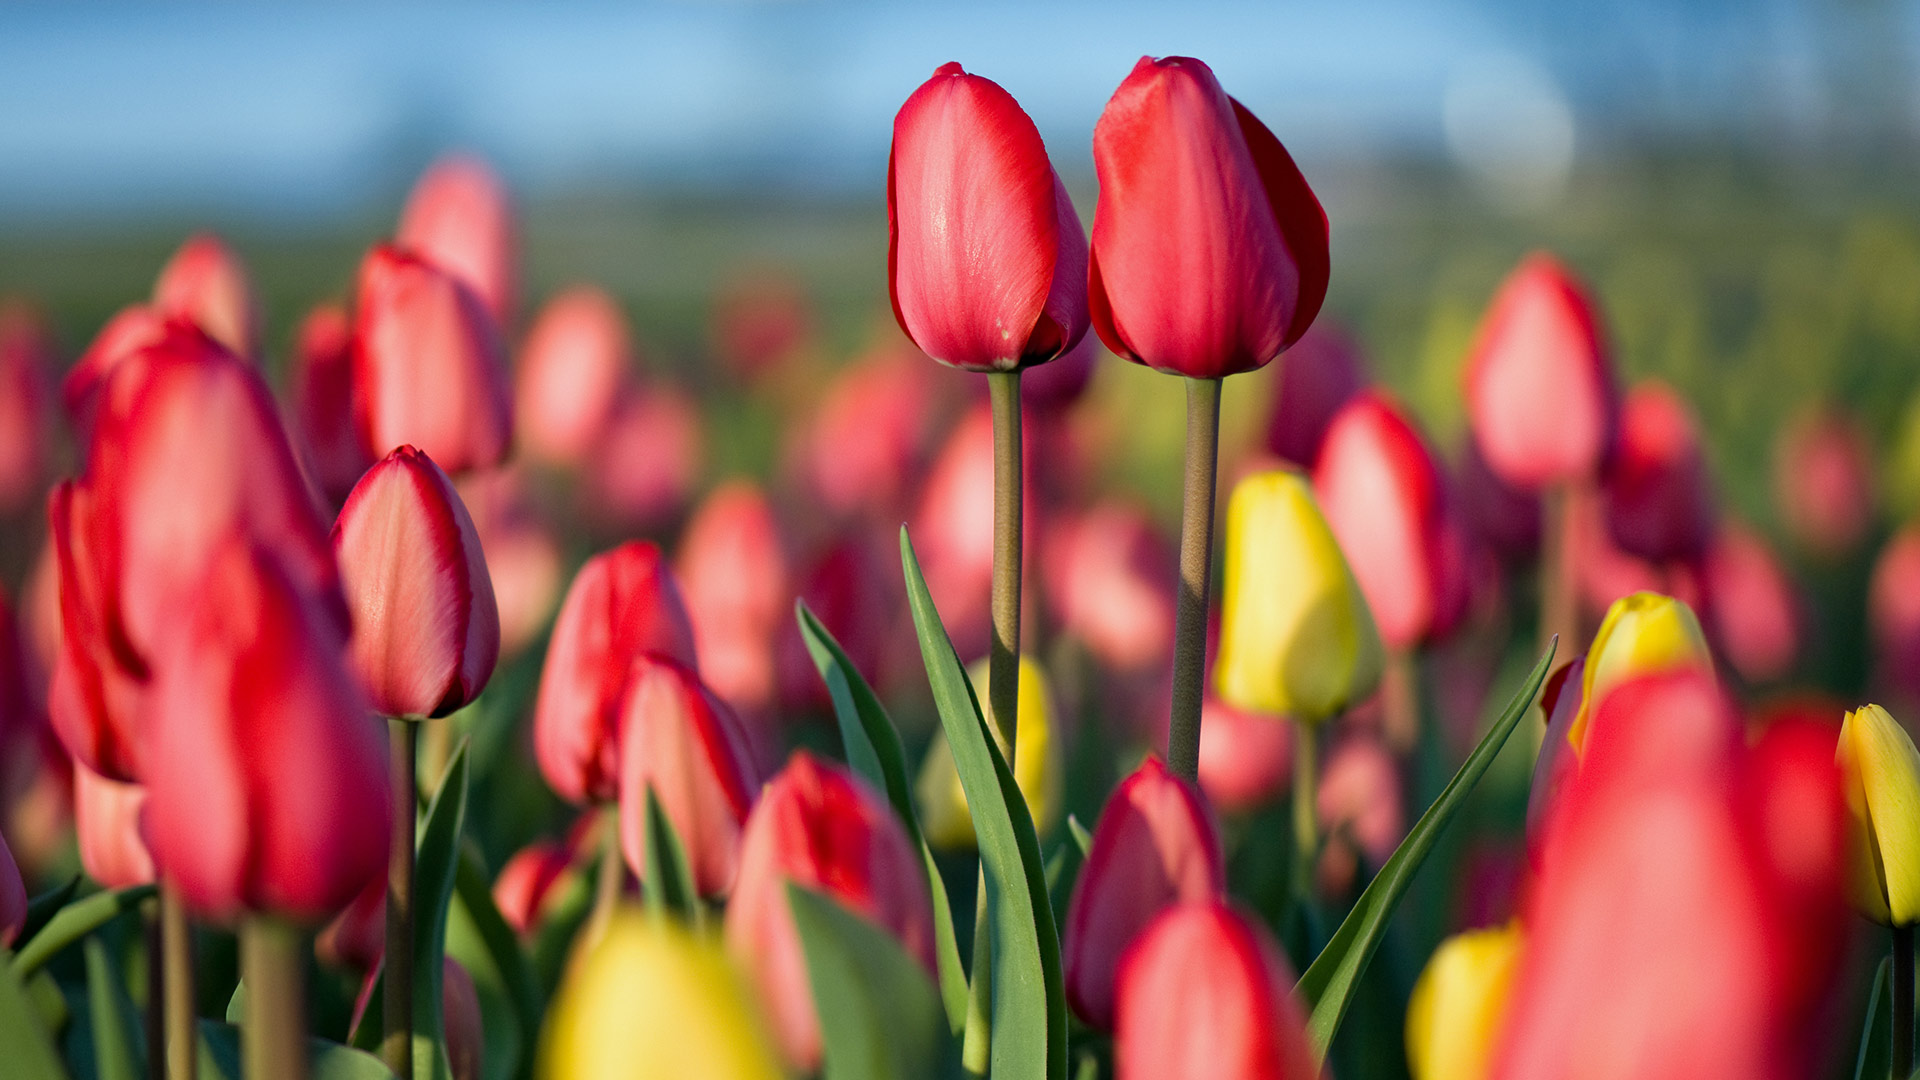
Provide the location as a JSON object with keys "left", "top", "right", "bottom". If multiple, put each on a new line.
{"left": 793, "top": 344, "right": 943, "bottom": 521}
{"left": 333, "top": 445, "right": 499, "bottom": 719}
{"left": 677, "top": 481, "right": 791, "bottom": 717}
{"left": 1524, "top": 658, "right": 1584, "bottom": 849}
{"left": 143, "top": 542, "right": 390, "bottom": 922}
{"left": 1702, "top": 522, "right": 1799, "bottom": 685}
{"left": 1064, "top": 756, "right": 1223, "bottom": 1030}
{"left": 289, "top": 303, "right": 371, "bottom": 504}
{"left": 455, "top": 467, "right": 562, "bottom": 658}
{"left": 776, "top": 533, "right": 894, "bottom": 713}
{"left": 1263, "top": 324, "right": 1366, "bottom": 468}
{"left": 493, "top": 839, "right": 580, "bottom": 937}
{"left": 352, "top": 244, "right": 512, "bottom": 474}
{"left": 515, "top": 286, "right": 630, "bottom": 467}
{"left": 397, "top": 154, "right": 517, "bottom": 325}
{"left": 62, "top": 305, "right": 168, "bottom": 441}
{"left": 1313, "top": 391, "right": 1469, "bottom": 649}
{"left": 1870, "top": 525, "right": 1920, "bottom": 706}
{"left": 1089, "top": 56, "right": 1328, "bottom": 380}
{"left": 725, "top": 751, "right": 934, "bottom": 1070}
{"left": 888, "top": 62, "right": 1088, "bottom": 373}
{"left": 910, "top": 403, "right": 1035, "bottom": 660}
{"left": 1463, "top": 253, "right": 1617, "bottom": 492}
{"left": 534, "top": 541, "right": 698, "bottom": 805}
{"left": 1455, "top": 433, "right": 1542, "bottom": 561}
{"left": 152, "top": 232, "right": 260, "bottom": 361}
{"left": 1317, "top": 735, "right": 1404, "bottom": 872}
{"left": 0, "top": 300, "right": 55, "bottom": 514}
{"left": 444, "top": 956, "right": 485, "bottom": 1080}
{"left": 616, "top": 655, "right": 757, "bottom": 898}
{"left": 0, "top": 830, "right": 23, "bottom": 946}
{"left": 1042, "top": 502, "right": 1175, "bottom": 675}
{"left": 316, "top": 869, "right": 385, "bottom": 972}
{"left": 1113, "top": 900, "right": 1319, "bottom": 1080}
{"left": 1023, "top": 328, "right": 1100, "bottom": 412}
{"left": 1196, "top": 696, "right": 1292, "bottom": 814}
{"left": 1603, "top": 381, "right": 1714, "bottom": 562}
{"left": 711, "top": 270, "right": 813, "bottom": 381}
{"left": 1773, "top": 404, "right": 1873, "bottom": 559}
{"left": 583, "top": 383, "right": 704, "bottom": 530}
{"left": 73, "top": 761, "right": 153, "bottom": 890}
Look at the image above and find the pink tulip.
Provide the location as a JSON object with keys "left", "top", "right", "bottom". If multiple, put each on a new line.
{"left": 1525, "top": 658, "right": 1585, "bottom": 850}
{"left": 288, "top": 303, "right": 370, "bottom": 504}
{"left": 1454, "top": 433, "right": 1542, "bottom": 561}
{"left": 677, "top": 481, "right": 791, "bottom": 716}
{"left": 1869, "top": 525, "right": 1920, "bottom": 706}
{"left": 397, "top": 155, "right": 517, "bottom": 325}
{"left": 1318, "top": 735, "right": 1404, "bottom": 867}
{"left": 0, "top": 300, "right": 55, "bottom": 514}
{"left": 1090, "top": 56, "right": 1328, "bottom": 380}
{"left": 793, "top": 344, "right": 944, "bottom": 521}
{"left": 710, "top": 270, "right": 813, "bottom": 382}
{"left": 1263, "top": 324, "right": 1367, "bottom": 468}
{"left": 0, "top": 830, "right": 23, "bottom": 946}
{"left": 455, "top": 468, "right": 562, "bottom": 658}
{"left": 910, "top": 403, "right": 1035, "bottom": 660}
{"left": 492, "top": 839, "right": 579, "bottom": 937}
{"left": 1196, "top": 696, "right": 1292, "bottom": 814}
{"left": 316, "top": 871, "right": 385, "bottom": 973}
{"left": 1603, "top": 381, "right": 1714, "bottom": 563}
{"left": 776, "top": 533, "right": 895, "bottom": 712}
{"left": 73, "top": 761, "right": 153, "bottom": 889}
{"left": 583, "top": 383, "right": 704, "bottom": 530}
{"left": 515, "top": 286, "right": 630, "bottom": 467}
{"left": 62, "top": 305, "right": 169, "bottom": 441}
{"left": 889, "top": 62, "right": 1088, "bottom": 372}
{"left": 1042, "top": 502, "right": 1175, "bottom": 675}
{"left": 1773, "top": 404, "right": 1873, "bottom": 559}
{"left": 152, "top": 232, "right": 261, "bottom": 361}
{"left": 1702, "top": 522, "right": 1799, "bottom": 685}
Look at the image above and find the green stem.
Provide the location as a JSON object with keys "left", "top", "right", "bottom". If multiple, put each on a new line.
{"left": 1168, "top": 377, "right": 1222, "bottom": 782}
{"left": 960, "top": 875, "right": 992, "bottom": 1076}
{"left": 987, "top": 369, "right": 1023, "bottom": 754}
{"left": 384, "top": 719, "right": 416, "bottom": 1080}
{"left": 1292, "top": 721, "right": 1320, "bottom": 902}
{"left": 1383, "top": 649, "right": 1419, "bottom": 754}
{"left": 1896, "top": 924, "right": 1914, "bottom": 1079}
{"left": 161, "top": 882, "right": 196, "bottom": 1080}
{"left": 241, "top": 916, "right": 308, "bottom": 1080}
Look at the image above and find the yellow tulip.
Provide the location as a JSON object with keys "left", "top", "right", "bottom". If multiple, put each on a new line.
{"left": 1567, "top": 591, "right": 1711, "bottom": 754}
{"left": 1837, "top": 704, "right": 1920, "bottom": 926}
{"left": 539, "top": 908, "right": 786, "bottom": 1080}
{"left": 917, "top": 654, "right": 1063, "bottom": 849}
{"left": 1405, "top": 922, "right": 1524, "bottom": 1080}
{"left": 1213, "top": 469, "right": 1382, "bottom": 722}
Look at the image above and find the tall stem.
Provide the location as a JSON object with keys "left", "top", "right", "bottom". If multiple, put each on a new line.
{"left": 584, "top": 808, "right": 624, "bottom": 947}
{"left": 987, "top": 370, "right": 1023, "bottom": 755}
{"left": 160, "top": 882, "right": 195, "bottom": 1080}
{"left": 241, "top": 916, "right": 308, "bottom": 1080}
{"left": 384, "top": 719, "right": 416, "bottom": 1080}
{"left": 1292, "top": 721, "right": 1320, "bottom": 901}
{"left": 1168, "top": 377, "right": 1223, "bottom": 782}
{"left": 1540, "top": 482, "right": 1576, "bottom": 658}
{"left": 1896, "top": 924, "right": 1914, "bottom": 1079}
{"left": 1382, "top": 649, "right": 1419, "bottom": 753}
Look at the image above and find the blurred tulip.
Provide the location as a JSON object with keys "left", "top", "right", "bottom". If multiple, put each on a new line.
{"left": 1837, "top": 704, "right": 1920, "bottom": 925}
{"left": 1702, "top": 522, "right": 1799, "bottom": 685}
{"left": 0, "top": 300, "right": 55, "bottom": 514}
{"left": 1064, "top": 756, "right": 1224, "bottom": 1030}
{"left": 1454, "top": 434, "right": 1541, "bottom": 562}
{"left": 678, "top": 481, "right": 790, "bottom": 717}
{"left": 1747, "top": 715, "right": 1849, "bottom": 1037}
{"left": 62, "top": 305, "right": 168, "bottom": 444}
{"left": 288, "top": 303, "right": 370, "bottom": 504}
{"left": 585, "top": 384, "right": 704, "bottom": 530}
{"left": 794, "top": 345, "right": 941, "bottom": 521}
{"left": 1314, "top": 391, "right": 1469, "bottom": 650}
{"left": 352, "top": 244, "right": 512, "bottom": 473}
{"left": 1089, "top": 56, "right": 1328, "bottom": 379}
{"left": 398, "top": 154, "right": 517, "bottom": 325}
{"left": 1406, "top": 923, "right": 1523, "bottom": 1080}
{"left": 73, "top": 761, "right": 152, "bottom": 889}
{"left": 1869, "top": 526, "right": 1920, "bottom": 705}
{"left": 1215, "top": 469, "right": 1382, "bottom": 722}
{"left": 1317, "top": 735, "right": 1404, "bottom": 884}
{"left": 617, "top": 655, "right": 758, "bottom": 898}
{"left": 1113, "top": 900, "right": 1319, "bottom": 1080}
{"left": 1264, "top": 324, "right": 1367, "bottom": 468}
{"left": 711, "top": 269, "right": 813, "bottom": 382}
{"left": 1602, "top": 381, "right": 1713, "bottom": 562}
{"left": 0, "top": 831, "right": 22, "bottom": 946}
{"left": 516, "top": 286, "right": 630, "bottom": 467}
{"left": 538, "top": 908, "right": 783, "bottom": 1080}
{"left": 1774, "top": 404, "right": 1873, "bottom": 559}
{"left": 316, "top": 870, "right": 385, "bottom": 972}
{"left": 726, "top": 751, "right": 934, "bottom": 1070}
{"left": 1463, "top": 253, "right": 1616, "bottom": 493}
{"left": 889, "top": 62, "right": 1088, "bottom": 372}
{"left": 1196, "top": 696, "right": 1292, "bottom": 814}
{"left": 444, "top": 956, "right": 485, "bottom": 1080}
{"left": 152, "top": 232, "right": 260, "bottom": 361}
{"left": 1022, "top": 327, "right": 1100, "bottom": 412}
{"left": 144, "top": 542, "right": 390, "bottom": 923}
{"left": 457, "top": 467, "right": 562, "bottom": 657}
{"left": 910, "top": 403, "right": 1028, "bottom": 659}
{"left": 918, "top": 653, "right": 1062, "bottom": 848}
{"left": 1568, "top": 591, "right": 1711, "bottom": 755}
{"left": 1042, "top": 501, "right": 1174, "bottom": 674}
{"left": 493, "top": 839, "right": 581, "bottom": 938}
{"left": 534, "top": 541, "right": 697, "bottom": 805}
{"left": 1524, "top": 658, "right": 1584, "bottom": 849}
{"left": 333, "top": 445, "right": 499, "bottom": 719}
{"left": 776, "top": 534, "right": 893, "bottom": 713}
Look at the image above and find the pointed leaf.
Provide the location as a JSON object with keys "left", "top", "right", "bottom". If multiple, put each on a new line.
{"left": 0, "top": 946, "right": 69, "bottom": 1079}
{"left": 641, "top": 785, "right": 699, "bottom": 922}
{"left": 11, "top": 884, "right": 157, "bottom": 978}
{"left": 19, "top": 877, "right": 81, "bottom": 945}
{"left": 85, "top": 937, "right": 144, "bottom": 1080}
{"left": 411, "top": 738, "right": 471, "bottom": 1080}
{"left": 1066, "top": 816, "right": 1091, "bottom": 858}
{"left": 1855, "top": 956, "right": 1891, "bottom": 1080}
{"left": 225, "top": 981, "right": 247, "bottom": 1025}
{"left": 789, "top": 883, "right": 950, "bottom": 1080}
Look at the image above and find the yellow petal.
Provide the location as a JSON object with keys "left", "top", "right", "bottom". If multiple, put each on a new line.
{"left": 1405, "top": 922, "right": 1524, "bottom": 1080}
{"left": 915, "top": 654, "right": 1063, "bottom": 850}
{"left": 1840, "top": 705, "right": 1920, "bottom": 925}
{"left": 1567, "top": 591, "right": 1711, "bottom": 754}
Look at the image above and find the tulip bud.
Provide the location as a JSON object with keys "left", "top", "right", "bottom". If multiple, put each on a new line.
{"left": 1113, "top": 901, "right": 1319, "bottom": 1080}
{"left": 889, "top": 62, "right": 1088, "bottom": 372}
{"left": 333, "top": 445, "right": 500, "bottom": 719}
{"left": 1869, "top": 526, "right": 1920, "bottom": 707}
{"left": 711, "top": 271, "right": 812, "bottom": 382}
{"left": 910, "top": 403, "right": 1034, "bottom": 660}
{"left": 1215, "top": 469, "right": 1382, "bottom": 722}
{"left": 538, "top": 909, "right": 783, "bottom": 1080}
{"left": 63, "top": 305, "right": 169, "bottom": 440}
{"left": 493, "top": 839, "right": 581, "bottom": 937}
{"left": 0, "top": 300, "right": 55, "bottom": 514}
{"left": 678, "top": 481, "right": 791, "bottom": 717}
{"left": 152, "top": 232, "right": 261, "bottom": 361}
{"left": 352, "top": 244, "right": 512, "bottom": 473}
{"left": 457, "top": 468, "right": 563, "bottom": 658}
{"left": 1773, "top": 404, "right": 1873, "bottom": 559}
{"left": 398, "top": 155, "right": 518, "bottom": 326}
{"left": 288, "top": 303, "right": 371, "bottom": 504}
{"left": 73, "top": 761, "right": 154, "bottom": 890}
{"left": 1406, "top": 923, "right": 1523, "bottom": 1080}
{"left": 725, "top": 751, "right": 935, "bottom": 1070}
{"left": 1702, "top": 523, "right": 1799, "bottom": 686}
{"left": 1042, "top": 502, "right": 1175, "bottom": 675}
{"left": 1836, "top": 704, "right": 1920, "bottom": 925}
{"left": 1463, "top": 253, "right": 1616, "bottom": 492}
{"left": 1196, "top": 696, "right": 1292, "bottom": 814}
{"left": 617, "top": 655, "right": 758, "bottom": 898}
{"left": 1263, "top": 324, "right": 1366, "bottom": 468}
{"left": 1602, "top": 381, "right": 1714, "bottom": 563}
{"left": 1568, "top": 591, "right": 1712, "bottom": 755}
{"left": 316, "top": 870, "right": 385, "bottom": 972}
{"left": 1317, "top": 735, "right": 1405, "bottom": 887}
{"left": 1455, "top": 434, "right": 1541, "bottom": 562}
{"left": 1090, "top": 56, "right": 1328, "bottom": 379}
{"left": 584, "top": 384, "right": 704, "bottom": 530}
{"left": 533, "top": 541, "right": 697, "bottom": 805}
{"left": 1064, "top": 756, "right": 1224, "bottom": 1030}
{"left": 444, "top": 956, "right": 485, "bottom": 1080}
{"left": 917, "top": 653, "right": 1063, "bottom": 849}
{"left": 795, "top": 344, "right": 941, "bottom": 521}
{"left": 515, "top": 286, "right": 630, "bottom": 467}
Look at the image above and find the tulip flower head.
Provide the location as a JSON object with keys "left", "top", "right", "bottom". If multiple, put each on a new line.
{"left": 1868, "top": 526, "right": 1920, "bottom": 707}
{"left": 398, "top": 154, "right": 518, "bottom": 325}
{"left": 493, "top": 839, "right": 581, "bottom": 938}
{"left": 1567, "top": 591, "right": 1712, "bottom": 755}
{"left": 1264, "top": 323, "right": 1366, "bottom": 468}
{"left": 1196, "top": 695, "right": 1293, "bottom": 814}
{"left": 289, "top": 302, "right": 370, "bottom": 504}
{"left": 445, "top": 956, "right": 486, "bottom": 1080}
{"left": 1774, "top": 404, "right": 1873, "bottom": 559}
{"left": 1602, "top": 381, "right": 1714, "bottom": 563}
{"left": 889, "top": 62, "right": 1089, "bottom": 372}
{"left": 1407, "top": 923, "right": 1523, "bottom": 1080}
{"left": 73, "top": 761, "right": 154, "bottom": 890}
{"left": 1836, "top": 704, "right": 1920, "bottom": 926}
{"left": 0, "top": 300, "right": 55, "bottom": 514}
{"left": 1702, "top": 522, "right": 1799, "bottom": 686}
{"left": 1090, "top": 56, "right": 1329, "bottom": 379}
{"left": 152, "top": 232, "right": 261, "bottom": 361}
{"left": 677, "top": 480, "right": 791, "bottom": 716}
{"left": 918, "top": 653, "right": 1063, "bottom": 848}
{"left": 63, "top": 304, "right": 169, "bottom": 440}
{"left": 515, "top": 285, "right": 630, "bottom": 468}
{"left": 1215, "top": 469, "right": 1382, "bottom": 722}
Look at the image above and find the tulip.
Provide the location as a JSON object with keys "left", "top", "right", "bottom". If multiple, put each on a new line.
{"left": 1022, "top": 328, "right": 1099, "bottom": 412}
{"left": 315, "top": 870, "right": 386, "bottom": 973}
{"left": 889, "top": 62, "right": 1088, "bottom": 373}
{"left": 397, "top": 155, "right": 517, "bottom": 326}
{"left": 917, "top": 653, "right": 1062, "bottom": 848}
{"left": 1454, "top": 434, "right": 1542, "bottom": 562}
{"left": 1524, "top": 658, "right": 1584, "bottom": 848}
{"left": 1263, "top": 324, "right": 1367, "bottom": 468}
{"left": 457, "top": 468, "right": 563, "bottom": 658}
{"left": 533, "top": 540, "right": 698, "bottom": 805}
{"left": 0, "top": 830, "right": 22, "bottom": 946}
{"left": 584, "top": 383, "right": 704, "bottom": 529}
{"left": 444, "top": 957, "right": 485, "bottom": 1080}
{"left": 617, "top": 655, "right": 758, "bottom": 898}
{"left": 493, "top": 839, "right": 581, "bottom": 938}
{"left": 538, "top": 908, "right": 783, "bottom": 1080}
{"left": 515, "top": 286, "right": 630, "bottom": 467}
{"left": 1196, "top": 695, "right": 1292, "bottom": 814}
{"left": 62, "top": 305, "right": 169, "bottom": 440}
{"left": 1113, "top": 900, "right": 1319, "bottom": 1080}
{"left": 1702, "top": 522, "right": 1799, "bottom": 685}
{"left": 73, "top": 761, "right": 154, "bottom": 890}
{"left": 0, "top": 300, "right": 55, "bottom": 514}
{"left": 1406, "top": 923, "right": 1523, "bottom": 1080}
{"left": 333, "top": 445, "right": 499, "bottom": 719}
{"left": 1747, "top": 715, "right": 1849, "bottom": 1048}
{"left": 909, "top": 403, "right": 1030, "bottom": 661}
{"left": 1064, "top": 756, "right": 1223, "bottom": 1030}
{"left": 1316, "top": 735, "right": 1404, "bottom": 895}
{"left": 711, "top": 270, "right": 812, "bottom": 382}
{"left": 288, "top": 303, "right": 371, "bottom": 504}
{"left": 677, "top": 481, "right": 791, "bottom": 718}
{"left": 1837, "top": 704, "right": 1920, "bottom": 926}
{"left": 1870, "top": 526, "right": 1920, "bottom": 706}
{"left": 352, "top": 244, "right": 512, "bottom": 474}
{"left": 1602, "top": 381, "right": 1714, "bottom": 563}
{"left": 794, "top": 344, "right": 941, "bottom": 521}
{"left": 725, "top": 751, "right": 935, "bottom": 1070}
{"left": 1773, "top": 404, "right": 1873, "bottom": 558}
{"left": 1042, "top": 502, "right": 1175, "bottom": 675}
{"left": 152, "top": 232, "right": 261, "bottom": 361}
{"left": 1215, "top": 469, "right": 1382, "bottom": 723}
{"left": 1567, "top": 591, "right": 1712, "bottom": 755}
{"left": 775, "top": 534, "right": 893, "bottom": 713}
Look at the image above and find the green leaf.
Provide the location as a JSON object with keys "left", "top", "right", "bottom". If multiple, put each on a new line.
{"left": 198, "top": 1020, "right": 398, "bottom": 1080}
{"left": 453, "top": 846, "right": 544, "bottom": 1079}
{"left": 641, "top": 785, "right": 699, "bottom": 922}
{"left": 411, "top": 738, "right": 472, "bottom": 1080}
{"left": 797, "top": 598, "right": 968, "bottom": 1034}
{"left": 85, "top": 937, "right": 144, "bottom": 1080}
{"left": 1854, "top": 956, "right": 1891, "bottom": 1080}
{"left": 0, "top": 946, "right": 69, "bottom": 1079}
{"left": 11, "top": 883, "right": 157, "bottom": 978}
{"left": 1066, "top": 816, "right": 1091, "bottom": 858}
{"left": 1295, "top": 641, "right": 1556, "bottom": 1064}
{"left": 788, "top": 883, "right": 949, "bottom": 1080}
{"left": 226, "top": 981, "right": 247, "bottom": 1025}
{"left": 900, "top": 527, "right": 1065, "bottom": 1080}
{"left": 19, "top": 877, "right": 81, "bottom": 945}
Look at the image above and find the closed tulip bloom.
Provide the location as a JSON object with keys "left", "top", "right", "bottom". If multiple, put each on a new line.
{"left": 1567, "top": 591, "right": 1712, "bottom": 755}
{"left": 1317, "top": 735, "right": 1405, "bottom": 868}
{"left": 1065, "top": 755, "right": 1224, "bottom": 1030}
{"left": 1869, "top": 526, "right": 1920, "bottom": 705}
{"left": 539, "top": 909, "right": 783, "bottom": 1080}
{"left": 534, "top": 541, "right": 698, "bottom": 805}
{"left": 333, "top": 445, "right": 499, "bottom": 719}
{"left": 1043, "top": 502, "right": 1175, "bottom": 674}
{"left": 289, "top": 303, "right": 370, "bottom": 504}
{"left": 795, "top": 344, "right": 941, "bottom": 520}
{"left": 352, "top": 244, "right": 512, "bottom": 473}
{"left": 62, "top": 305, "right": 169, "bottom": 440}
{"left": 73, "top": 761, "right": 154, "bottom": 889}
{"left": 457, "top": 468, "right": 563, "bottom": 658}
{"left": 1774, "top": 404, "right": 1873, "bottom": 558}
{"left": 1602, "top": 382, "right": 1714, "bottom": 562}
{"left": 316, "top": 870, "right": 386, "bottom": 972}
{"left": 889, "top": 62, "right": 1088, "bottom": 372}
{"left": 726, "top": 751, "right": 935, "bottom": 1070}
{"left": 1702, "top": 523, "right": 1799, "bottom": 685}
{"left": 918, "top": 654, "right": 1062, "bottom": 848}
{"left": 1215, "top": 470, "right": 1382, "bottom": 722}
{"left": 152, "top": 232, "right": 261, "bottom": 361}
{"left": 515, "top": 286, "right": 630, "bottom": 467}
{"left": 1455, "top": 435, "right": 1542, "bottom": 561}
{"left": 398, "top": 155, "right": 518, "bottom": 325}
{"left": 1836, "top": 704, "right": 1920, "bottom": 925}
{"left": 584, "top": 383, "right": 705, "bottom": 530}
{"left": 1406, "top": 923, "right": 1523, "bottom": 1080}
{"left": 910, "top": 403, "right": 1032, "bottom": 659}
{"left": 1463, "top": 253, "right": 1616, "bottom": 492}
{"left": 617, "top": 655, "right": 758, "bottom": 898}
{"left": 1197, "top": 696, "right": 1293, "bottom": 814}
{"left": 678, "top": 481, "right": 791, "bottom": 715}
{"left": 0, "top": 300, "right": 55, "bottom": 514}
{"left": 711, "top": 270, "right": 813, "bottom": 381}
{"left": 1524, "top": 659, "right": 1585, "bottom": 848}
{"left": 1263, "top": 324, "right": 1367, "bottom": 468}
{"left": 1089, "top": 56, "right": 1328, "bottom": 380}
{"left": 493, "top": 839, "right": 581, "bottom": 938}
{"left": 1113, "top": 900, "right": 1319, "bottom": 1080}
{"left": 0, "top": 831, "right": 22, "bottom": 945}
